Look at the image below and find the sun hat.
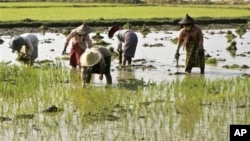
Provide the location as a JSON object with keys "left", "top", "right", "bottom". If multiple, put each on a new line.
{"left": 178, "top": 14, "right": 195, "bottom": 25}
{"left": 75, "top": 24, "right": 92, "bottom": 35}
{"left": 80, "top": 48, "right": 102, "bottom": 66}
{"left": 108, "top": 25, "right": 119, "bottom": 38}
{"left": 9, "top": 36, "right": 25, "bottom": 52}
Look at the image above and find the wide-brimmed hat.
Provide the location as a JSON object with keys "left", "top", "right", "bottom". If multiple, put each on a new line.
{"left": 9, "top": 36, "right": 25, "bottom": 52}
{"left": 178, "top": 14, "right": 195, "bottom": 25}
{"left": 80, "top": 48, "right": 102, "bottom": 66}
{"left": 75, "top": 24, "right": 92, "bottom": 35}
{"left": 108, "top": 25, "right": 119, "bottom": 38}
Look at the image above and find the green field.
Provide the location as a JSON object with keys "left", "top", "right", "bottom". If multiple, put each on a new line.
{"left": 1, "top": 2, "right": 250, "bottom": 22}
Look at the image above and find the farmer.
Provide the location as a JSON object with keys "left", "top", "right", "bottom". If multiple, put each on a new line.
{"left": 9, "top": 33, "right": 39, "bottom": 64}
{"left": 62, "top": 24, "right": 93, "bottom": 68}
{"left": 108, "top": 25, "right": 138, "bottom": 67}
{"left": 175, "top": 14, "right": 205, "bottom": 74}
{"left": 80, "top": 45, "right": 112, "bottom": 86}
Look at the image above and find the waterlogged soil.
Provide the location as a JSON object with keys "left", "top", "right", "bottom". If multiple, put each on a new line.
{"left": 1, "top": 24, "right": 250, "bottom": 85}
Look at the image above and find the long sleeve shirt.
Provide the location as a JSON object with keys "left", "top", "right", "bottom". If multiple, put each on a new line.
{"left": 20, "top": 33, "right": 39, "bottom": 60}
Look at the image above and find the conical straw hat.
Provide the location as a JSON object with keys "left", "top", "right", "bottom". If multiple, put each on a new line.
{"left": 178, "top": 14, "right": 195, "bottom": 25}
{"left": 75, "top": 24, "right": 92, "bottom": 35}
{"left": 80, "top": 49, "right": 102, "bottom": 66}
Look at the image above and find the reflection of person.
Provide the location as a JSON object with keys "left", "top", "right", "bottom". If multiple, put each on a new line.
{"left": 80, "top": 46, "right": 112, "bottom": 86}
{"left": 9, "top": 33, "right": 39, "bottom": 64}
{"left": 108, "top": 25, "right": 138, "bottom": 67}
{"left": 175, "top": 14, "right": 205, "bottom": 74}
{"left": 62, "top": 24, "right": 93, "bottom": 68}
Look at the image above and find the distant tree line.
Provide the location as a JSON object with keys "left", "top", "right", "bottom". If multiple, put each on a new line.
{"left": 1, "top": 0, "right": 247, "bottom": 4}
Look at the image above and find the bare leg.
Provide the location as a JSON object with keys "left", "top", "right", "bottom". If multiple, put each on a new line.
{"left": 127, "top": 57, "right": 132, "bottom": 67}
{"left": 122, "top": 57, "right": 126, "bottom": 67}
{"left": 200, "top": 67, "right": 205, "bottom": 74}
{"left": 105, "top": 73, "right": 112, "bottom": 85}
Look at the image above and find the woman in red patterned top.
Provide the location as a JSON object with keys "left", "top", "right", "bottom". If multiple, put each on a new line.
{"left": 62, "top": 24, "right": 93, "bottom": 68}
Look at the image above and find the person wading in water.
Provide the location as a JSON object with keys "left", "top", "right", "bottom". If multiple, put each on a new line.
{"left": 175, "top": 14, "right": 205, "bottom": 74}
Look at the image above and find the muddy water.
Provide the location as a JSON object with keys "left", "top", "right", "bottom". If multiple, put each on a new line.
{"left": 1, "top": 28, "right": 250, "bottom": 85}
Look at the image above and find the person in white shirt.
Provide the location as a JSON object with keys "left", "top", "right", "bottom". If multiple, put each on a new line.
{"left": 9, "top": 33, "right": 39, "bottom": 64}
{"left": 108, "top": 25, "right": 138, "bottom": 67}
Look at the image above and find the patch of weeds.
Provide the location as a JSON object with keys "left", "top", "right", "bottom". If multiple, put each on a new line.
{"left": 92, "top": 31, "right": 104, "bottom": 41}
{"left": 61, "top": 27, "right": 71, "bottom": 36}
{"left": 140, "top": 24, "right": 150, "bottom": 37}
{"left": 222, "top": 64, "right": 240, "bottom": 69}
{"left": 226, "top": 41, "right": 237, "bottom": 51}
{"left": 235, "top": 25, "right": 246, "bottom": 38}
{"left": 170, "top": 37, "right": 178, "bottom": 44}
{"left": 225, "top": 30, "right": 237, "bottom": 42}
{"left": 205, "top": 58, "right": 217, "bottom": 64}
{"left": 123, "top": 22, "right": 132, "bottom": 29}
{"left": 143, "top": 43, "right": 164, "bottom": 47}
{"left": 117, "top": 78, "right": 145, "bottom": 90}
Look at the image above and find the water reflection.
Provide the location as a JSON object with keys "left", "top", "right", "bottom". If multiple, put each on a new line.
{"left": 1, "top": 28, "right": 250, "bottom": 84}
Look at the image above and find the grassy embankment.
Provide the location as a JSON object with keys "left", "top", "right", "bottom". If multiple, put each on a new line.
{"left": 0, "top": 2, "right": 250, "bottom": 27}
{"left": 0, "top": 3, "right": 250, "bottom": 140}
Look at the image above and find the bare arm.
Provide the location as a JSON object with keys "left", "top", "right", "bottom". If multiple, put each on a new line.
{"left": 62, "top": 31, "right": 75, "bottom": 54}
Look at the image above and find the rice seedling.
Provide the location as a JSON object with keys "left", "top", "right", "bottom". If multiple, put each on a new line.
{"left": 0, "top": 62, "right": 249, "bottom": 140}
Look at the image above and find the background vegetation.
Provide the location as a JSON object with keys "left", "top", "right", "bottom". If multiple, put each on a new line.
{"left": 1, "top": 0, "right": 250, "bottom": 4}
{"left": 0, "top": 2, "right": 250, "bottom": 28}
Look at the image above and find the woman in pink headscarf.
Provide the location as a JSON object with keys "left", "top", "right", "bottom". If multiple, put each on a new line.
{"left": 62, "top": 24, "right": 93, "bottom": 68}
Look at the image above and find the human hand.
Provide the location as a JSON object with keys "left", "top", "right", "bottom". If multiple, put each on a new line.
{"left": 62, "top": 49, "right": 66, "bottom": 55}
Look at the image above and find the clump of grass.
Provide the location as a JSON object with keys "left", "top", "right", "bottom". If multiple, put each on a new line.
{"left": 235, "top": 25, "right": 246, "bottom": 37}
{"left": 61, "top": 27, "right": 71, "bottom": 36}
{"left": 140, "top": 24, "right": 150, "bottom": 37}
{"left": 226, "top": 41, "right": 237, "bottom": 51}
{"left": 123, "top": 22, "right": 132, "bottom": 29}
{"left": 222, "top": 64, "right": 240, "bottom": 69}
{"left": 225, "top": 30, "right": 236, "bottom": 42}
{"left": 92, "top": 31, "right": 104, "bottom": 41}
{"left": 117, "top": 78, "right": 145, "bottom": 90}
{"left": 205, "top": 58, "right": 217, "bottom": 64}
{"left": 170, "top": 37, "right": 178, "bottom": 44}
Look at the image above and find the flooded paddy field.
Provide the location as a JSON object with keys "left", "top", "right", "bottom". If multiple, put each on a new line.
{"left": 0, "top": 25, "right": 250, "bottom": 141}
{"left": 1, "top": 25, "right": 250, "bottom": 85}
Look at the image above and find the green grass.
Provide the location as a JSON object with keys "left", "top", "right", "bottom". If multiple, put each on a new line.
{"left": 0, "top": 62, "right": 249, "bottom": 140}
{"left": 0, "top": 2, "right": 250, "bottom": 21}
